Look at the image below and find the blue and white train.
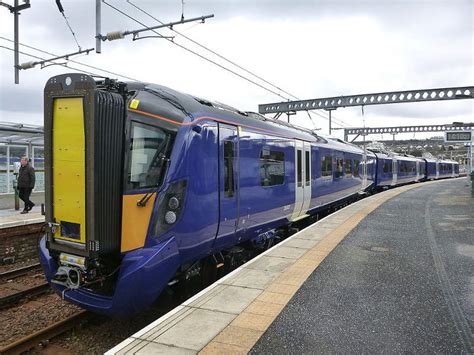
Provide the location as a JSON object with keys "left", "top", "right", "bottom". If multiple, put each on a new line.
{"left": 39, "top": 74, "right": 459, "bottom": 317}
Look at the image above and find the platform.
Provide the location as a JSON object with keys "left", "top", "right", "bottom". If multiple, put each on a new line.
{"left": 0, "top": 206, "right": 44, "bottom": 229}
{"left": 107, "top": 178, "right": 473, "bottom": 354}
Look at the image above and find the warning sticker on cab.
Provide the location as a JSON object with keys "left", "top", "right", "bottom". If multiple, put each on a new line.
{"left": 129, "top": 99, "right": 140, "bottom": 109}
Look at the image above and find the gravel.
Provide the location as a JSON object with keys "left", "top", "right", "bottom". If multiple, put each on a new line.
{"left": 0, "top": 293, "right": 82, "bottom": 347}
{"left": 51, "top": 293, "right": 180, "bottom": 354}
{"left": 0, "top": 259, "right": 40, "bottom": 273}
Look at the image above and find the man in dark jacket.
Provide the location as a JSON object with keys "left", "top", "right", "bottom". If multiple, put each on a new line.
{"left": 17, "top": 156, "right": 35, "bottom": 214}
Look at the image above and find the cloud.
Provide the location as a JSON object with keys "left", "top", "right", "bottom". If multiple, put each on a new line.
{"left": 0, "top": 0, "right": 472, "bottom": 141}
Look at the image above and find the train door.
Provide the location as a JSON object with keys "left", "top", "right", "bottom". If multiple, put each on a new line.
{"left": 290, "top": 140, "right": 311, "bottom": 220}
{"left": 436, "top": 162, "right": 439, "bottom": 179}
{"left": 216, "top": 124, "right": 240, "bottom": 245}
{"left": 416, "top": 161, "right": 420, "bottom": 181}
{"left": 301, "top": 142, "right": 312, "bottom": 214}
{"left": 392, "top": 158, "right": 398, "bottom": 185}
{"left": 362, "top": 154, "right": 368, "bottom": 189}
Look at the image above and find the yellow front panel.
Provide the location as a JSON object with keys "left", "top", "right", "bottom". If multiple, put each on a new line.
{"left": 121, "top": 194, "right": 156, "bottom": 252}
{"left": 52, "top": 97, "right": 86, "bottom": 244}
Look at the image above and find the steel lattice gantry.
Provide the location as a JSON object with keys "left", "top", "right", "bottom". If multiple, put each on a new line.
{"left": 342, "top": 123, "right": 474, "bottom": 142}
{"left": 258, "top": 86, "right": 474, "bottom": 114}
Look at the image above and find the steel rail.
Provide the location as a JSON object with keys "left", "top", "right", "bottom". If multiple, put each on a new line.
{"left": 0, "top": 262, "right": 41, "bottom": 280}
{"left": 0, "top": 282, "right": 50, "bottom": 309}
{"left": 0, "top": 310, "right": 90, "bottom": 354}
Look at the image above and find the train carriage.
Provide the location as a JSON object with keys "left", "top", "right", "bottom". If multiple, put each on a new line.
{"left": 39, "top": 74, "right": 458, "bottom": 317}
{"left": 396, "top": 155, "right": 422, "bottom": 184}
{"left": 40, "top": 74, "right": 376, "bottom": 317}
{"left": 437, "top": 159, "right": 458, "bottom": 179}
{"left": 424, "top": 158, "right": 459, "bottom": 180}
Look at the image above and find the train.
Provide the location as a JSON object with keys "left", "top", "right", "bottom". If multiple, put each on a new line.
{"left": 39, "top": 74, "right": 459, "bottom": 317}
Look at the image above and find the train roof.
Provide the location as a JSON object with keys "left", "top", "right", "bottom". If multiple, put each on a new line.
{"left": 370, "top": 152, "right": 458, "bottom": 165}
{"left": 125, "top": 81, "right": 367, "bottom": 154}
{"left": 323, "top": 137, "right": 374, "bottom": 155}
{"left": 424, "top": 157, "right": 458, "bottom": 164}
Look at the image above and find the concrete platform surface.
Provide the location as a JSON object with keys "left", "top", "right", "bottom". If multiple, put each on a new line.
{"left": 252, "top": 178, "right": 473, "bottom": 354}
{"left": 106, "top": 178, "right": 473, "bottom": 354}
{"left": 0, "top": 206, "right": 44, "bottom": 229}
{"left": 0, "top": 191, "right": 44, "bottom": 210}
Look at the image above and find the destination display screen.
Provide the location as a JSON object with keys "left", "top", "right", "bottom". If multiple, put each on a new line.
{"left": 445, "top": 131, "right": 472, "bottom": 142}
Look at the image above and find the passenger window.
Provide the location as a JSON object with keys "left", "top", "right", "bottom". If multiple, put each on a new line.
{"left": 353, "top": 160, "right": 360, "bottom": 177}
{"left": 321, "top": 155, "right": 332, "bottom": 178}
{"left": 335, "top": 158, "right": 343, "bottom": 178}
{"left": 128, "top": 122, "right": 170, "bottom": 189}
{"left": 305, "top": 151, "right": 310, "bottom": 186}
{"left": 345, "top": 159, "right": 352, "bottom": 176}
{"left": 224, "top": 140, "right": 234, "bottom": 197}
{"left": 296, "top": 150, "right": 302, "bottom": 187}
{"left": 260, "top": 149, "right": 285, "bottom": 186}
{"left": 383, "top": 161, "right": 390, "bottom": 174}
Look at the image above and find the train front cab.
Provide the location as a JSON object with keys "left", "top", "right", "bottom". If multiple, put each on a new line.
{"left": 40, "top": 74, "right": 182, "bottom": 317}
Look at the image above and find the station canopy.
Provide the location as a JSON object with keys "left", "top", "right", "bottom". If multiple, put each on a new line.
{"left": 0, "top": 122, "right": 44, "bottom": 145}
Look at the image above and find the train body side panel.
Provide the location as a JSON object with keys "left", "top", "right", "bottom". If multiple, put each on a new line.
{"left": 377, "top": 156, "right": 395, "bottom": 188}
{"left": 236, "top": 130, "right": 295, "bottom": 246}
{"left": 396, "top": 158, "right": 418, "bottom": 184}
{"left": 426, "top": 160, "right": 438, "bottom": 179}
{"left": 310, "top": 147, "right": 366, "bottom": 208}
{"left": 149, "top": 124, "right": 220, "bottom": 264}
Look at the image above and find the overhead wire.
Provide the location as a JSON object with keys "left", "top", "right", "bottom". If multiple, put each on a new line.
{"left": 0, "top": 45, "right": 102, "bottom": 77}
{"left": 306, "top": 110, "right": 318, "bottom": 128}
{"left": 102, "top": 0, "right": 291, "bottom": 101}
{"left": 3, "top": 0, "right": 349, "bottom": 130}
{"left": 0, "top": 36, "right": 140, "bottom": 81}
{"left": 55, "top": 0, "right": 82, "bottom": 51}
{"left": 1, "top": 36, "right": 338, "bottom": 129}
{"left": 126, "top": 0, "right": 298, "bottom": 101}
{"left": 123, "top": 0, "right": 349, "bottom": 129}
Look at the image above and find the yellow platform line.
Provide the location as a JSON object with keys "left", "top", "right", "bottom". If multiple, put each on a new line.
{"left": 199, "top": 181, "right": 444, "bottom": 354}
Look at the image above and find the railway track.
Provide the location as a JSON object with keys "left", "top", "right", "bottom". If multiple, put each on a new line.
{"left": 0, "top": 263, "right": 49, "bottom": 309}
{"left": 0, "top": 310, "right": 90, "bottom": 355}
{"left": 0, "top": 262, "right": 42, "bottom": 280}
{"left": 0, "top": 194, "right": 363, "bottom": 353}
{"left": 0, "top": 281, "right": 50, "bottom": 309}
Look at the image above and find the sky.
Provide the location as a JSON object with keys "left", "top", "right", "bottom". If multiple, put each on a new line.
{"left": 0, "top": 0, "right": 473, "bottom": 141}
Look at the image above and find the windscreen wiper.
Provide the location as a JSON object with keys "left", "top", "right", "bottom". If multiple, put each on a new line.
{"left": 136, "top": 136, "right": 171, "bottom": 207}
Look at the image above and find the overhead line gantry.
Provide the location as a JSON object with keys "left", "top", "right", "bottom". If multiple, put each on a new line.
{"left": 337, "top": 122, "right": 474, "bottom": 142}
{"left": 259, "top": 86, "right": 474, "bottom": 134}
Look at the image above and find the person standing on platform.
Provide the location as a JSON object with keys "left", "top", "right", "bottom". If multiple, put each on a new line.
{"left": 18, "top": 156, "right": 35, "bottom": 214}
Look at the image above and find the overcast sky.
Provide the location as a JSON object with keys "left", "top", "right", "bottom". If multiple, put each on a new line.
{"left": 0, "top": 0, "right": 472, "bottom": 141}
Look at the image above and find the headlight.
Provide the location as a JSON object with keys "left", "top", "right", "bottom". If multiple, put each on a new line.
{"left": 153, "top": 180, "right": 187, "bottom": 236}
{"left": 165, "top": 211, "right": 177, "bottom": 224}
{"left": 168, "top": 196, "right": 179, "bottom": 210}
